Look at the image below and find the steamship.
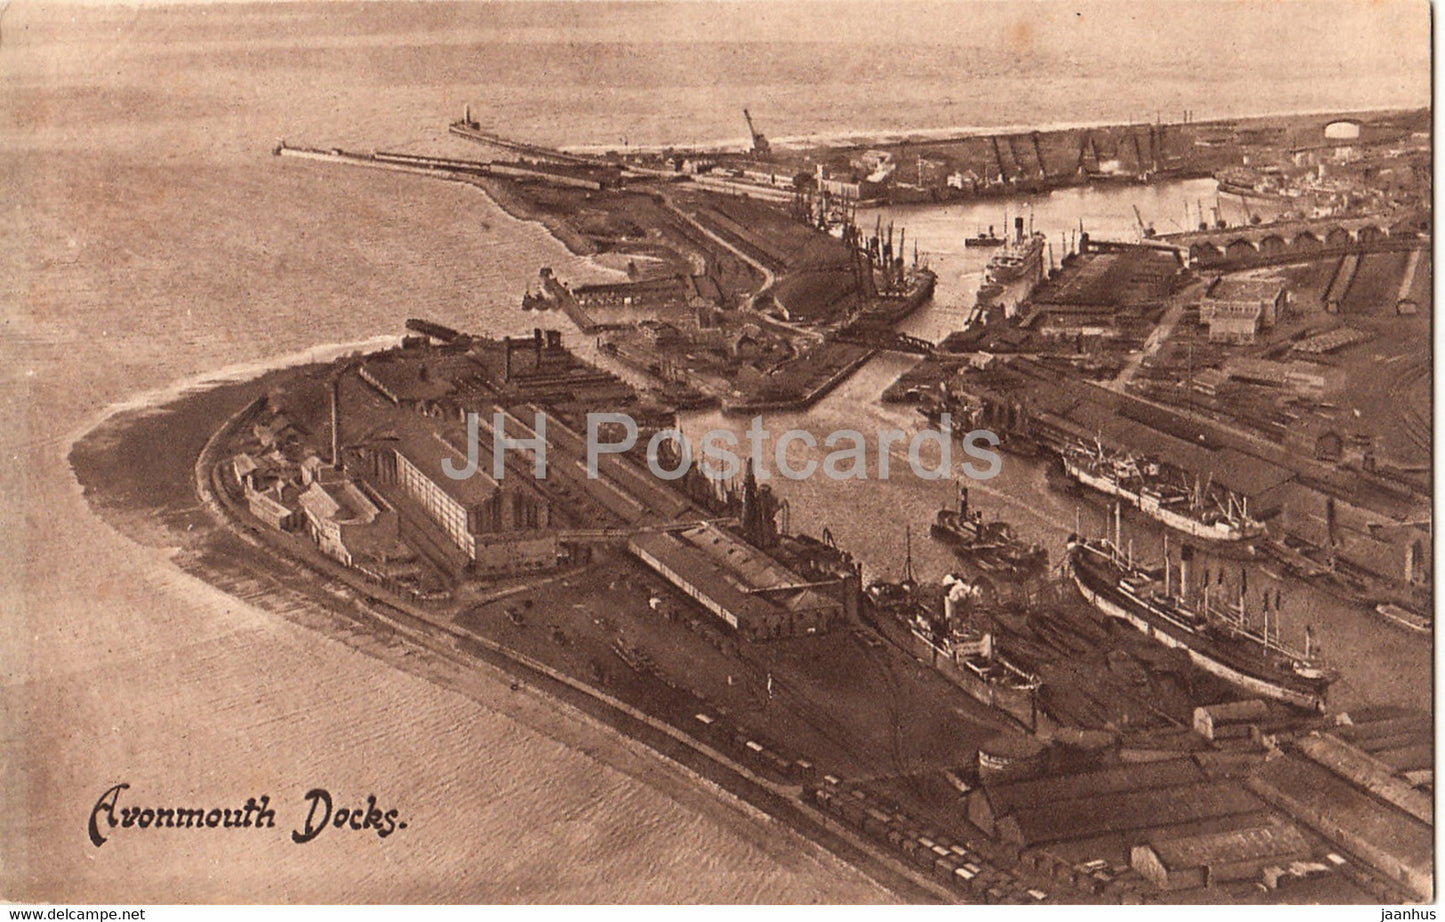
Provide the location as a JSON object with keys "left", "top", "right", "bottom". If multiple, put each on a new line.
{"left": 867, "top": 569, "right": 1043, "bottom": 729}
{"left": 985, "top": 217, "right": 1046, "bottom": 284}
{"left": 1065, "top": 533, "right": 1335, "bottom": 711}
{"left": 1058, "top": 442, "right": 1266, "bottom": 543}
{"left": 930, "top": 484, "right": 1047, "bottom": 579}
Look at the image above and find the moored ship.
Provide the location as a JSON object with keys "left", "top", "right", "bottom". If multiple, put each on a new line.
{"left": 1058, "top": 442, "right": 1265, "bottom": 543}
{"left": 1065, "top": 532, "right": 1334, "bottom": 711}
{"left": 868, "top": 570, "right": 1042, "bottom": 730}
{"left": 985, "top": 217, "right": 1046, "bottom": 284}
{"left": 1375, "top": 602, "right": 1431, "bottom": 636}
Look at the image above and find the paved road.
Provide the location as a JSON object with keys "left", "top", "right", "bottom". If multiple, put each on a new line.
{"left": 660, "top": 192, "right": 777, "bottom": 296}
{"left": 1107, "top": 277, "right": 1208, "bottom": 392}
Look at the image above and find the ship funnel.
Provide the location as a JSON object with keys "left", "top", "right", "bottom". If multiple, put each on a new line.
{"left": 1014, "top": 216, "right": 1025, "bottom": 243}
{"left": 1179, "top": 544, "right": 1193, "bottom": 604}
{"left": 943, "top": 577, "right": 974, "bottom": 624}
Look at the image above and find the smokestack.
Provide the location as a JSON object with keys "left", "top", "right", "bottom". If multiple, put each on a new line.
{"left": 330, "top": 375, "right": 341, "bottom": 469}
{"left": 1179, "top": 544, "right": 1193, "bottom": 603}
{"left": 534, "top": 327, "right": 543, "bottom": 365}
{"left": 503, "top": 339, "right": 512, "bottom": 383}
{"left": 464, "top": 104, "right": 470, "bottom": 125}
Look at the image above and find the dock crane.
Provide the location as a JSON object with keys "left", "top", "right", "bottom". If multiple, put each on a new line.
{"left": 1030, "top": 130, "right": 1048, "bottom": 181}
{"left": 990, "top": 135, "right": 1010, "bottom": 184}
{"left": 1132, "top": 204, "right": 1156, "bottom": 239}
{"left": 742, "top": 108, "right": 770, "bottom": 158}
{"left": 1130, "top": 129, "right": 1148, "bottom": 180}
{"left": 1006, "top": 134, "right": 1026, "bottom": 181}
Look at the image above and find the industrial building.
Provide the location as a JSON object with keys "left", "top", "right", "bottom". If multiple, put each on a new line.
{"left": 1329, "top": 709, "right": 1433, "bottom": 785}
{"left": 297, "top": 478, "right": 399, "bottom": 568}
{"left": 1198, "top": 277, "right": 1287, "bottom": 344}
{"left": 1247, "top": 743, "right": 1433, "bottom": 901}
{"left": 1130, "top": 822, "right": 1312, "bottom": 891}
{"left": 367, "top": 412, "right": 558, "bottom": 575}
{"left": 1192, "top": 699, "right": 1269, "bottom": 742}
{"left": 967, "top": 758, "right": 1206, "bottom": 837}
{"left": 962, "top": 755, "right": 1297, "bottom": 872}
{"left": 627, "top": 522, "right": 852, "bottom": 641}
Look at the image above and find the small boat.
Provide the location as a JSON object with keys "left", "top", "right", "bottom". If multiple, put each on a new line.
{"left": 1375, "top": 602, "right": 1431, "bottom": 636}
{"left": 965, "top": 225, "right": 1006, "bottom": 248}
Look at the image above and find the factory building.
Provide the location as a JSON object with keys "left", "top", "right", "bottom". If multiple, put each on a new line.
{"left": 231, "top": 452, "right": 300, "bottom": 531}
{"left": 370, "top": 417, "right": 558, "bottom": 575}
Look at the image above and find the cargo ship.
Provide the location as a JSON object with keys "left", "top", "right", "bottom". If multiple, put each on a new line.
{"left": 985, "top": 217, "right": 1046, "bottom": 284}
{"left": 1213, "top": 166, "right": 1300, "bottom": 201}
{"left": 1058, "top": 442, "right": 1265, "bottom": 543}
{"left": 867, "top": 569, "right": 1042, "bottom": 729}
{"left": 1065, "top": 532, "right": 1334, "bottom": 711}
{"left": 930, "top": 484, "right": 1047, "bottom": 579}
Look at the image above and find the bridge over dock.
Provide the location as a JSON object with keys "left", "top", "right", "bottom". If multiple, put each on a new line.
{"left": 1160, "top": 215, "right": 1425, "bottom": 269}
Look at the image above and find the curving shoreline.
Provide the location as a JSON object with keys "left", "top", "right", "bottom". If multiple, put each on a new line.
{"left": 66, "top": 360, "right": 941, "bottom": 904}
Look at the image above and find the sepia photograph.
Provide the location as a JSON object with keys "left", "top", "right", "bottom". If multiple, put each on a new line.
{"left": 0, "top": 0, "right": 1433, "bottom": 907}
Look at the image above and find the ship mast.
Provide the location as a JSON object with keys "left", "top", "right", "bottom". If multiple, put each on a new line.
{"left": 1262, "top": 587, "right": 1270, "bottom": 650}
{"left": 903, "top": 524, "right": 916, "bottom": 589}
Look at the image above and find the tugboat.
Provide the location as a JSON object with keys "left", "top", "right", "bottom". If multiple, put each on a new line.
{"left": 964, "top": 224, "right": 1006, "bottom": 248}
{"left": 1065, "top": 512, "right": 1335, "bottom": 711}
{"left": 930, "top": 484, "right": 1048, "bottom": 579}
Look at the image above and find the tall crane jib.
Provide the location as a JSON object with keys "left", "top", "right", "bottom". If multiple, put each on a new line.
{"left": 743, "top": 108, "right": 770, "bottom": 158}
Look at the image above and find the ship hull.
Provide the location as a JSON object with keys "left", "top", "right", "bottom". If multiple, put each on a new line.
{"left": 1067, "top": 545, "right": 1328, "bottom": 711}
{"left": 985, "top": 236, "right": 1045, "bottom": 284}
{"left": 930, "top": 516, "right": 1048, "bottom": 578}
{"left": 1061, "top": 455, "right": 1264, "bottom": 542}
{"left": 908, "top": 627, "right": 1039, "bottom": 730}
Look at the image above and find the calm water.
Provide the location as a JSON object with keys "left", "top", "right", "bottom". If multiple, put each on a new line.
{"left": 1, "top": 0, "right": 1428, "bottom": 902}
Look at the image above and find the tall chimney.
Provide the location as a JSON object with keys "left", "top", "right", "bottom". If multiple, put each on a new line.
{"left": 502, "top": 340, "right": 512, "bottom": 383}
{"left": 1179, "top": 544, "right": 1193, "bottom": 604}
{"left": 330, "top": 375, "right": 342, "bottom": 469}
{"left": 1015, "top": 216, "right": 1025, "bottom": 243}
{"left": 533, "top": 327, "right": 543, "bottom": 366}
